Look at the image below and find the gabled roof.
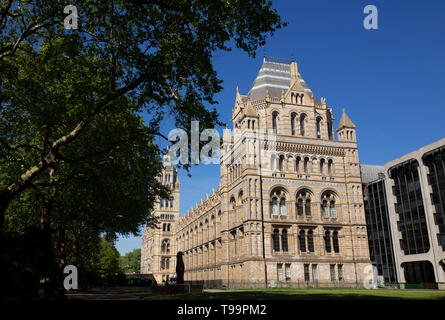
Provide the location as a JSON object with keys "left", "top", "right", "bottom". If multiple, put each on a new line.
{"left": 336, "top": 108, "right": 356, "bottom": 131}
{"left": 247, "top": 56, "right": 318, "bottom": 103}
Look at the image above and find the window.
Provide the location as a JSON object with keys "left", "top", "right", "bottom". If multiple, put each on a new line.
{"left": 312, "top": 264, "right": 318, "bottom": 282}
{"left": 316, "top": 117, "right": 322, "bottom": 139}
{"left": 170, "top": 199, "right": 174, "bottom": 208}
{"left": 305, "top": 199, "right": 311, "bottom": 216}
{"left": 330, "top": 200, "right": 336, "bottom": 217}
{"left": 295, "top": 157, "right": 300, "bottom": 172}
{"left": 291, "top": 113, "right": 296, "bottom": 135}
{"left": 271, "top": 197, "right": 278, "bottom": 215}
{"left": 161, "top": 258, "right": 170, "bottom": 270}
{"left": 338, "top": 264, "right": 343, "bottom": 281}
{"left": 325, "top": 231, "right": 331, "bottom": 253}
{"left": 322, "top": 200, "right": 328, "bottom": 217}
{"left": 279, "top": 155, "right": 284, "bottom": 171}
{"left": 328, "top": 159, "right": 334, "bottom": 175}
{"left": 297, "top": 199, "right": 304, "bottom": 216}
{"left": 333, "top": 231, "right": 340, "bottom": 253}
{"left": 296, "top": 189, "right": 312, "bottom": 217}
{"left": 273, "top": 229, "right": 280, "bottom": 252}
{"left": 299, "top": 230, "right": 306, "bottom": 252}
{"left": 304, "top": 264, "right": 310, "bottom": 282}
{"left": 304, "top": 157, "right": 309, "bottom": 173}
{"left": 300, "top": 114, "right": 306, "bottom": 136}
{"left": 280, "top": 197, "right": 286, "bottom": 216}
{"left": 285, "top": 264, "right": 291, "bottom": 281}
{"left": 277, "top": 264, "right": 283, "bottom": 281}
{"left": 330, "top": 264, "right": 336, "bottom": 282}
{"left": 272, "top": 112, "right": 278, "bottom": 132}
{"left": 281, "top": 229, "right": 288, "bottom": 252}
{"left": 320, "top": 158, "right": 325, "bottom": 174}
{"left": 308, "top": 230, "right": 314, "bottom": 252}
{"left": 161, "top": 239, "right": 170, "bottom": 253}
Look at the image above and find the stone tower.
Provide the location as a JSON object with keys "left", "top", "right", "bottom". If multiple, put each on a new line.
{"left": 140, "top": 158, "right": 180, "bottom": 284}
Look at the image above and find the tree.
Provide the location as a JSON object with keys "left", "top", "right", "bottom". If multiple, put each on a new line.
{"left": 0, "top": 0, "right": 285, "bottom": 223}
{"left": 120, "top": 249, "right": 141, "bottom": 274}
{"left": 93, "top": 235, "right": 121, "bottom": 280}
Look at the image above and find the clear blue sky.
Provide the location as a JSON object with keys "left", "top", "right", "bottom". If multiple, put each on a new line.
{"left": 116, "top": 0, "right": 445, "bottom": 255}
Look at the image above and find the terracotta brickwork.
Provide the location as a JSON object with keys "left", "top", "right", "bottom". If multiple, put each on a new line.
{"left": 141, "top": 57, "right": 372, "bottom": 286}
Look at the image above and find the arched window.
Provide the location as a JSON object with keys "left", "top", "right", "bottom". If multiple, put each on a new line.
{"left": 162, "top": 223, "right": 167, "bottom": 232}
{"left": 328, "top": 159, "right": 333, "bottom": 175}
{"left": 272, "top": 111, "right": 278, "bottom": 132}
{"left": 304, "top": 157, "right": 309, "bottom": 173}
{"left": 297, "top": 198, "right": 304, "bottom": 216}
{"left": 271, "top": 155, "right": 276, "bottom": 171}
{"left": 305, "top": 199, "right": 311, "bottom": 216}
{"left": 300, "top": 114, "right": 306, "bottom": 136}
{"left": 247, "top": 120, "right": 251, "bottom": 129}
{"left": 273, "top": 229, "right": 280, "bottom": 252}
{"left": 170, "top": 199, "right": 174, "bottom": 208}
{"left": 295, "top": 157, "right": 300, "bottom": 172}
{"left": 320, "top": 158, "right": 325, "bottom": 174}
{"left": 316, "top": 117, "right": 322, "bottom": 139}
{"left": 333, "top": 231, "right": 339, "bottom": 253}
{"left": 299, "top": 230, "right": 306, "bottom": 252}
{"left": 324, "top": 231, "right": 331, "bottom": 253}
{"left": 161, "top": 239, "right": 171, "bottom": 253}
{"left": 279, "top": 155, "right": 284, "bottom": 171}
{"left": 330, "top": 200, "right": 336, "bottom": 218}
{"left": 271, "top": 197, "right": 278, "bottom": 215}
{"left": 322, "top": 200, "right": 328, "bottom": 217}
{"left": 291, "top": 113, "right": 297, "bottom": 135}
{"left": 296, "top": 189, "right": 312, "bottom": 217}
{"left": 281, "top": 229, "right": 288, "bottom": 252}
{"left": 307, "top": 230, "right": 314, "bottom": 252}
{"left": 280, "top": 197, "right": 286, "bottom": 216}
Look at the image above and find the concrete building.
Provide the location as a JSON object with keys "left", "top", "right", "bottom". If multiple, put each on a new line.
{"left": 360, "top": 164, "right": 398, "bottom": 286}
{"left": 383, "top": 138, "right": 445, "bottom": 289}
{"left": 141, "top": 56, "right": 372, "bottom": 287}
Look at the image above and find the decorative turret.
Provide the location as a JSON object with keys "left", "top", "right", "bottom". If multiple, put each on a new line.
{"left": 336, "top": 108, "right": 357, "bottom": 142}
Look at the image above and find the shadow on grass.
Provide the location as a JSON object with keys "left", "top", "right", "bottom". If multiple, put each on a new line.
{"left": 145, "top": 288, "right": 445, "bottom": 301}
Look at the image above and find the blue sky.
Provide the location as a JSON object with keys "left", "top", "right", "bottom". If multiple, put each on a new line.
{"left": 115, "top": 0, "right": 445, "bottom": 255}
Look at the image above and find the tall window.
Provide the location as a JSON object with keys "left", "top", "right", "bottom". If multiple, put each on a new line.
{"left": 271, "top": 197, "right": 278, "bottom": 215}
{"left": 272, "top": 112, "right": 278, "bottom": 132}
{"left": 321, "top": 191, "right": 336, "bottom": 218}
{"left": 297, "top": 198, "right": 304, "bottom": 216}
{"left": 291, "top": 113, "right": 296, "bottom": 135}
{"left": 273, "top": 229, "right": 280, "bottom": 252}
{"left": 299, "top": 230, "right": 306, "bottom": 252}
{"left": 279, "top": 155, "right": 284, "bottom": 171}
{"left": 328, "top": 159, "right": 334, "bottom": 175}
{"left": 308, "top": 230, "right": 314, "bottom": 252}
{"left": 324, "top": 231, "right": 331, "bottom": 253}
{"left": 280, "top": 197, "right": 286, "bottom": 216}
{"left": 320, "top": 158, "right": 325, "bottom": 174}
{"left": 312, "top": 264, "right": 318, "bottom": 282}
{"left": 161, "top": 239, "right": 170, "bottom": 253}
{"left": 316, "top": 117, "right": 322, "bottom": 138}
{"left": 322, "top": 200, "right": 328, "bottom": 217}
{"left": 330, "top": 200, "right": 336, "bottom": 217}
{"left": 161, "top": 257, "right": 170, "bottom": 270}
{"left": 277, "top": 264, "right": 283, "bottom": 281}
{"left": 338, "top": 264, "right": 343, "bottom": 281}
{"left": 305, "top": 199, "right": 311, "bottom": 216}
{"left": 285, "top": 264, "right": 291, "bottom": 281}
{"left": 300, "top": 114, "right": 306, "bottom": 136}
{"left": 330, "top": 264, "right": 336, "bottom": 282}
{"left": 296, "top": 189, "right": 312, "bottom": 217}
{"left": 304, "top": 264, "right": 310, "bottom": 282}
{"left": 333, "top": 231, "right": 340, "bottom": 253}
{"left": 281, "top": 229, "right": 288, "bottom": 252}
{"left": 295, "top": 157, "right": 300, "bottom": 172}
{"left": 304, "top": 157, "right": 309, "bottom": 173}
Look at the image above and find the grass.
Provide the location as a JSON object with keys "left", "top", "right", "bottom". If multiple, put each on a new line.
{"left": 145, "top": 287, "right": 445, "bottom": 300}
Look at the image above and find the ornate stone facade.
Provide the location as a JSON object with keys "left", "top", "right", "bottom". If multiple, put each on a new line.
{"left": 141, "top": 57, "right": 372, "bottom": 286}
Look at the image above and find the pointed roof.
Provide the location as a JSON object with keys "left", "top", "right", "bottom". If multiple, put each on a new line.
{"left": 336, "top": 108, "right": 356, "bottom": 132}
{"left": 247, "top": 56, "right": 318, "bottom": 103}
{"left": 244, "top": 103, "right": 258, "bottom": 117}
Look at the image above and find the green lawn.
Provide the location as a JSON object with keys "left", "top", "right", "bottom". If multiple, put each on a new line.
{"left": 145, "top": 287, "right": 445, "bottom": 300}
